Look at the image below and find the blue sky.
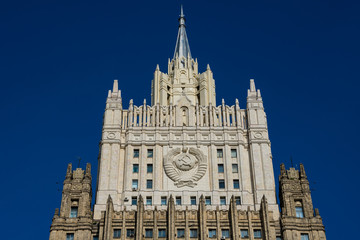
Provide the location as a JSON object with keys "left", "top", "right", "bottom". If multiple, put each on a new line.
{"left": 1, "top": 0, "right": 359, "bottom": 239}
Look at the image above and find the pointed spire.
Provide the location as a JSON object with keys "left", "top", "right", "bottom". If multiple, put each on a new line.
{"left": 113, "top": 80, "right": 118, "bottom": 93}
{"left": 173, "top": 6, "right": 191, "bottom": 59}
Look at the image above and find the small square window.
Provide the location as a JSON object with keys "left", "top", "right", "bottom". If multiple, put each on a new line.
{"left": 221, "top": 229, "right": 230, "bottom": 238}
{"left": 147, "top": 164, "right": 153, "bottom": 173}
{"left": 176, "top": 196, "right": 181, "bottom": 205}
{"left": 231, "top": 149, "right": 237, "bottom": 158}
{"left": 177, "top": 229, "right": 185, "bottom": 238}
{"left": 190, "top": 196, "right": 196, "bottom": 205}
{"left": 131, "top": 196, "right": 137, "bottom": 206}
{"left": 217, "top": 149, "right": 223, "bottom": 158}
{"left": 296, "top": 206, "right": 304, "bottom": 218}
{"left": 161, "top": 196, "right": 167, "bottom": 205}
{"left": 70, "top": 207, "right": 78, "bottom": 218}
{"left": 147, "top": 149, "right": 153, "bottom": 158}
{"left": 209, "top": 229, "right": 217, "bottom": 238}
{"left": 219, "top": 179, "right": 225, "bottom": 189}
{"left": 220, "top": 196, "right": 226, "bottom": 205}
{"left": 240, "top": 229, "right": 249, "bottom": 238}
{"left": 146, "top": 179, "right": 153, "bottom": 189}
{"left": 205, "top": 196, "right": 211, "bottom": 205}
{"left": 301, "top": 234, "right": 309, "bottom": 240}
{"left": 158, "top": 229, "right": 166, "bottom": 238}
{"left": 133, "top": 149, "right": 139, "bottom": 158}
{"left": 66, "top": 233, "right": 74, "bottom": 240}
{"left": 232, "top": 164, "right": 238, "bottom": 173}
{"left": 145, "top": 229, "right": 153, "bottom": 238}
{"left": 93, "top": 236, "right": 99, "bottom": 240}
{"left": 127, "top": 229, "right": 135, "bottom": 238}
{"left": 133, "top": 164, "right": 139, "bottom": 173}
{"left": 132, "top": 179, "right": 138, "bottom": 189}
{"left": 190, "top": 229, "right": 198, "bottom": 238}
{"left": 114, "top": 229, "right": 121, "bottom": 238}
{"left": 254, "top": 229, "right": 262, "bottom": 239}
{"left": 235, "top": 196, "right": 241, "bottom": 205}
{"left": 218, "top": 164, "right": 224, "bottom": 173}
{"left": 233, "top": 179, "right": 240, "bottom": 189}
{"left": 146, "top": 196, "right": 152, "bottom": 205}
{"left": 276, "top": 237, "right": 282, "bottom": 240}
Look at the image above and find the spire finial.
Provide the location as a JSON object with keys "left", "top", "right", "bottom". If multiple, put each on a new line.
{"left": 173, "top": 5, "right": 191, "bottom": 59}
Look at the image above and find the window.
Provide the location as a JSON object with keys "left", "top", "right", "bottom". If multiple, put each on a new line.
{"left": 131, "top": 196, "right": 137, "bottom": 205}
{"left": 232, "top": 164, "right": 238, "bottom": 173}
{"left": 218, "top": 164, "right": 224, "bottom": 173}
{"left": 145, "top": 229, "right": 153, "bottom": 238}
{"left": 219, "top": 179, "right": 225, "bottom": 189}
{"left": 133, "top": 164, "right": 139, "bottom": 173}
{"left": 240, "top": 229, "right": 249, "bottom": 238}
{"left": 146, "top": 196, "right": 152, "bottom": 205}
{"left": 114, "top": 229, "right": 121, "bottom": 238}
{"left": 133, "top": 149, "right": 139, "bottom": 158}
{"left": 190, "top": 196, "right": 196, "bottom": 205}
{"left": 147, "top": 164, "right": 153, "bottom": 173}
{"left": 132, "top": 179, "right": 138, "bottom": 189}
{"left": 127, "top": 229, "right": 135, "bottom": 238}
{"left": 276, "top": 237, "right": 282, "bottom": 240}
{"left": 146, "top": 179, "right": 153, "bottom": 189}
{"left": 147, "top": 149, "right": 153, "bottom": 158}
{"left": 176, "top": 196, "right": 181, "bottom": 205}
{"left": 205, "top": 196, "right": 211, "bottom": 205}
{"left": 158, "top": 229, "right": 166, "bottom": 238}
{"left": 231, "top": 149, "right": 237, "bottom": 158}
{"left": 217, "top": 149, "right": 223, "bottom": 158}
{"left": 235, "top": 196, "right": 241, "bottom": 205}
{"left": 190, "top": 229, "right": 198, "bottom": 238}
{"left": 66, "top": 233, "right": 74, "bottom": 240}
{"left": 221, "top": 229, "right": 230, "bottom": 238}
{"left": 70, "top": 207, "right": 78, "bottom": 218}
{"left": 253, "top": 230, "right": 262, "bottom": 239}
{"left": 220, "top": 196, "right": 226, "bottom": 205}
{"left": 177, "top": 229, "right": 185, "bottom": 238}
{"left": 208, "top": 229, "right": 217, "bottom": 238}
{"left": 161, "top": 196, "right": 167, "bottom": 205}
{"left": 296, "top": 206, "right": 304, "bottom": 218}
{"left": 93, "top": 236, "right": 99, "bottom": 240}
{"left": 301, "top": 234, "right": 309, "bottom": 240}
{"left": 233, "top": 179, "right": 240, "bottom": 189}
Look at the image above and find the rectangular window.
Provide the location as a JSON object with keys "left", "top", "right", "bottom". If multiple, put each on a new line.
{"left": 93, "top": 236, "right": 99, "bottom": 240}
{"left": 127, "top": 229, "right": 135, "bottom": 238}
{"left": 233, "top": 179, "right": 240, "bottom": 189}
{"left": 235, "top": 196, "right": 241, "bottom": 205}
{"left": 146, "top": 196, "right": 152, "bottom": 205}
{"left": 132, "top": 179, "right": 138, "bottom": 189}
{"left": 177, "top": 229, "right": 185, "bottom": 238}
{"left": 232, "top": 164, "right": 238, "bottom": 173}
{"left": 176, "top": 196, "right": 182, "bottom": 205}
{"left": 133, "top": 149, "right": 139, "bottom": 158}
{"left": 209, "top": 229, "right": 217, "bottom": 238}
{"left": 231, "top": 149, "right": 237, "bottom": 158}
{"left": 296, "top": 206, "right": 304, "bottom": 218}
{"left": 254, "top": 230, "right": 262, "bottom": 239}
{"left": 147, "top": 164, "right": 153, "bottom": 173}
{"left": 146, "top": 179, "right": 153, "bottom": 189}
{"left": 161, "top": 196, "right": 167, "bottom": 205}
{"left": 190, "top": 229, "right": 198, "bottom": 238}
{"left": 70, "top": 207, "right": 78, "bottom": 218}
{"left": 158, "top": 229, "right": 166, "bottom": 238}
{"left": 205, "top": 196, "right": 211, "bottom": 205}
{"left": 145, "top": 229, "right": 153, "bottom": 238}
{"left": 113, "top": 229, "right": 121, "bottom": 238}
{"left": 221, "top": 229, "right": 230, "bottom": 238}
{"left": 147, "top": 149, "right": 153, "bottom": 158}
{"left": 133, "top": 164, "right": 139, "bottom": 173}
{"left": 131, "top": 196, "right": 137, "bottom": 206}
{"left": 240, "top": 229, "right": 249, "bottom": 238}
{"left": 218, "top": 164, "right": 224, "bottom": 173}
{"left": 220, "top": 196, "right": 226, "bottom": 205}
{"left": 217, "top": 149, "right": 223, "bottom": 158}
{"left": 190, "top": 196, "right": 196, "bottom": 205}
{"left": 66, "top": 233, "right": 74, "bottom": 240}
{"left": 276, "top": 237, "right": 282, "bottom": 240}
{"left": 219, "top": 179, "right": 225, "bottom": 189}
{"left": 301, "top": 234, "right": 309, "bottom": 240}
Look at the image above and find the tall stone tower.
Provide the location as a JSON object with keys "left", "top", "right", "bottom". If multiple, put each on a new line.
{"left": 49, "top": 7, "right": 326, "bottom": 240}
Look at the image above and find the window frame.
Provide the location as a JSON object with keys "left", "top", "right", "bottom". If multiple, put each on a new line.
{"left": 133, "top": 149, "right": 139, "bottom": 158}
{"left": 221, "top": 229, "right": 230, "bottom": 238}
{"left": 158, "top": 229, "right": 166, "bottom": 238}
{"left": 231, "top": 149, "right": 237, "bottom": 158}
{"left": 218, "top": 164, "right": 224, "bottom": 173}
{"left": 113, "top": 229, "right": 121, "bottom": 238}
{"left": 190, "top": 229, "right": 198, "bottom": 238}
{"left": 66, "top": 233, "right": 74, "bottom": 240}
{"left": 147, "top": 164, "right": 153, "bottom": 173}
{"left": 253, "top": 229, "right": 262, "bottom": 239}
{"left": 177, "top": 228, "right": 185, "bottom": 238}
{"left": 131, "top": 196, "right": 137, "bottom": 206}
{"left": 217, "top": 149, "right": 223, "bottom": 158}
{"left": 70, "top": 206, "right": 78, "bottom": 218}
{"left": 208, "top": 229, "right": 217, "bottom": 238}
{"left": 133, "top": 164, "right": 139, "bottom": 173}
{"left": 161, "top": 196, "right": 167, "bottom": 205}
{"left": 146, "top": 196, "right": 152, "bottom": 205}
{"left": 219, "top": 179, "right": 225, "bottom": 189}
{"left": 176, "top": 196, "right": 182, "bottom": 205}
{"left": 190, "top": 196, "right": 197, "bottom": 205}
{"left": 232, "top": 163, "right": 238, "bottom": 173}
{"left": 126, "top": 229, "right": 135, "bottom": 238}
{"left": 233, "top": 179, "right": 240, "bottom": 189}
{"left": 240, "top": 229, "right": 249, "bottom": 238}
{"left": 145, "top": 229, "right": 153, "bottom": 238}
{"left": 146, "top": 179, "right": 153, "bottom": 189}
{"left": 132, "top": 179, "right": 138, "bottom": 189}
{"left": 147, "top": 149, "right": 153, "bottom": 158}
{"left": 220, "top": 196, "right": 226, "bottom": 205}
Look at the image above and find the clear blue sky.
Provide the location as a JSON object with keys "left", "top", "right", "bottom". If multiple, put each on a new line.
{"left": 1, "top": 0, "right": 359, "bottom": 239}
